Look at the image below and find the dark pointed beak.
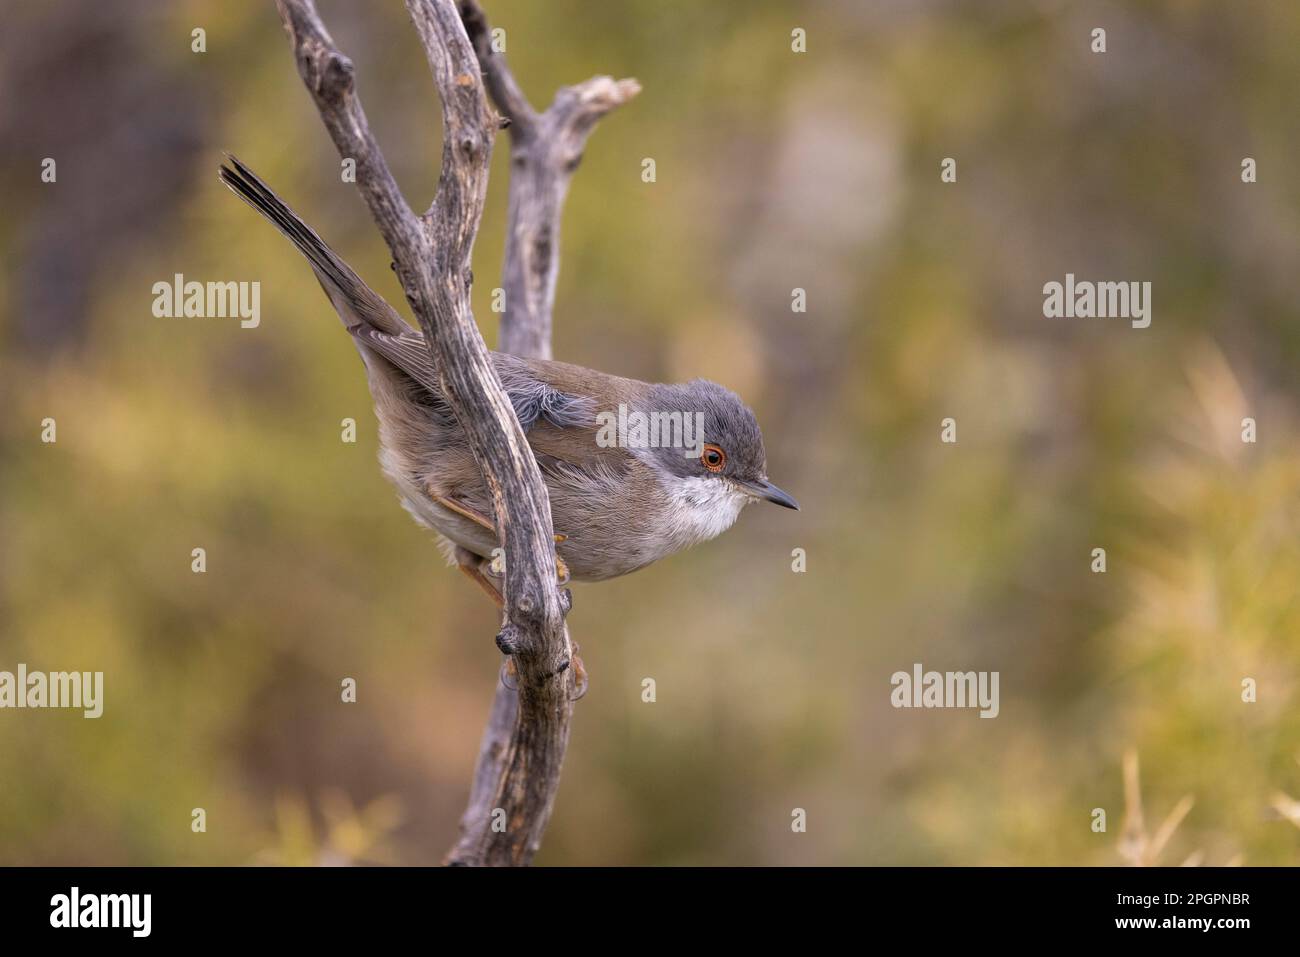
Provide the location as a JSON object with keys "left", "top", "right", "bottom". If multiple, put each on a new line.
{"left": 741, "top": 479, "right": 800, "bottom": 510}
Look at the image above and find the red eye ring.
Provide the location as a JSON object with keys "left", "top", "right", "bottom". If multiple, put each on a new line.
{"left": 702, "top": 444, "right": 726, "bottom": 473}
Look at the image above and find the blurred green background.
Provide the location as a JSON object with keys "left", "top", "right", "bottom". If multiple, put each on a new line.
{"left": 2, "top": 0, "right": 1300, "bottom": 866}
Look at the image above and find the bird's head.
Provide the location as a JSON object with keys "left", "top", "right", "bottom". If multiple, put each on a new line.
{"left": 638, "top": 379, "right": 799, "bottom": 512}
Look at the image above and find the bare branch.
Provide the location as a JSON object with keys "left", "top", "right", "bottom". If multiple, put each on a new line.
{"left": 497, "top": 74, "right": 641, "bottom": 358}
{"left": 274, "top": 0, "right": 575, "bottom": 866}
{"left": 444, "top": 2, "right": 637, "bottom": 865}
{"left": 274, "top": 0, "right": 423, "bottom": 259}
{"left": 461, "top": 0, "right": 641, "bottom": 357}
{"left": 459, "top": 0, "right": 538, "bottom": 137}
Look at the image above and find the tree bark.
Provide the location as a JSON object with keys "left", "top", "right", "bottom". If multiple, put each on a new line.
{"left": 459, "top": 1, "right": 640, "bottom": 359}
{"left": 272, "top": 0, "right": 636, "bottom": 865}
{"left": 444, "top": 0, "right": 638, "bottom": 865}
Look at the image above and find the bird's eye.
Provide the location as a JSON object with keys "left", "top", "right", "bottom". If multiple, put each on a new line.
{"left": 701, "top": 444, "right": 726, "bottom": 472}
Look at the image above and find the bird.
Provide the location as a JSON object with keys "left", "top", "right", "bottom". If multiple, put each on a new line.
{"left": 218, "top": 154, "right": 797, "bottom": 605}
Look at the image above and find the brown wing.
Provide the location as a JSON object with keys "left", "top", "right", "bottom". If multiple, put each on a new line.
{"left": 353, "top": 327, "right": 643, "bottom": 479}
{"left": 510, "top": 356, "right": 648, "bottom": 476}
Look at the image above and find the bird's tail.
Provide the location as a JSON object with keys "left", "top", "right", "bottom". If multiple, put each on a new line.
{"left": 218, "top": 153, "right": 408, "bottom": 336}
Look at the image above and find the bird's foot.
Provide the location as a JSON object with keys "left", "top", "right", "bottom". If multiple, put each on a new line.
{"left": 456, "top": 547, "right": 504, "bottom": 609}
{"left": 568, "top": 643, "right": 588, "bottom": 700}
{"left": 431, "top": 490, "right": 496, "bottom": 533}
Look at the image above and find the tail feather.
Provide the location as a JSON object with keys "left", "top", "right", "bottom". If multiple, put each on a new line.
{"left": 218, "top": 153, "right": 408, "bottom": 337}
{"left": 220, "top": 155, "right": 614, "bottom": 445}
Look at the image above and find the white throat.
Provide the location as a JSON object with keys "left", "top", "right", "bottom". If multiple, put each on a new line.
{"left": 661, "top": 475, "right": 752, "bottom": 551}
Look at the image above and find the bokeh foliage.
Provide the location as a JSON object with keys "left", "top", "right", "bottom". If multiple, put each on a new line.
{"left": 2, "top": 0, "right": 1299, "bottom": 865}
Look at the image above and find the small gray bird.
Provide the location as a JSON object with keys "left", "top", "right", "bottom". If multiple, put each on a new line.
{"left": 219, "top": 156, "right": 796, "bottom": 602}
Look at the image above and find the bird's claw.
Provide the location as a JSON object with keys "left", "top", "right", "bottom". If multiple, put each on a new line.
{"left": 569, "top": 651, "right": 588, "bottom": 701}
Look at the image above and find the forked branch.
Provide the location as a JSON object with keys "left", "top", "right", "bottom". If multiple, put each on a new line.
{"left": 445, "top": 1, "right": 637, "bottom": 865}
{"left": 274, "top": 0, "right": 635, "bottom": 865}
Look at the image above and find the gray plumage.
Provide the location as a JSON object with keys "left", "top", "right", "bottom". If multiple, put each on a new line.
{"left": 219, "top": 155, "right": 796, "bottom": 583}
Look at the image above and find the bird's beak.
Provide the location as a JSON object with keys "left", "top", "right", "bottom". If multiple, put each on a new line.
{"left": 740, "top": 478, "right": 800, "bottom": 510}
